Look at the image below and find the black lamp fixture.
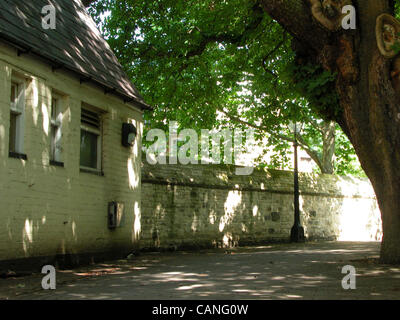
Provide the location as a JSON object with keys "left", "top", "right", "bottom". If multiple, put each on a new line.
{"left": 122, "top": 122, "right": 137, "bottom": 147}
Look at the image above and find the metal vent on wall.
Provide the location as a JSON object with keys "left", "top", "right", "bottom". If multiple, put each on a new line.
{"left": 108, "top": 202, "right": 124, "bottom": 229}
{"left": 81, "top": 108, "right": 100, "bottom": 129}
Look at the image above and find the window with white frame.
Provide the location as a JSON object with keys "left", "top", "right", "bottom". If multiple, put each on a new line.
{"left": 80, "top": 107, "right": 102, "bottom": 171}
{"left": 50, "top": 94, "right": 63, "bottom": 164}
{"left": 9, "top": 77, "right": 25, "bottom": 155}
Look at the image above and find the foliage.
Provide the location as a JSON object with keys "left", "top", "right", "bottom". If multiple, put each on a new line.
{"left": 284, "top": 62, "right": 341, "bottom": 121}
{"left": 334, "top": 126, "right": 366, "bottom": 177}
{"left": 88, "top": 0, "right": 364, "bottom": 176}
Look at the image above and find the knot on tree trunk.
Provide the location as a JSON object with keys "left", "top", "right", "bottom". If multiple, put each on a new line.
{"left": 336, "top": 36, "right": 359, "bottom": 84}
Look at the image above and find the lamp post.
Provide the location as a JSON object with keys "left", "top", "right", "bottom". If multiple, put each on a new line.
{"left": 290, "top": 122, "right": 305, "bottom": 242}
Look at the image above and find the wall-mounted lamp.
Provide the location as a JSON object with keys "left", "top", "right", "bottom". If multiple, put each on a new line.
{"left": 122, "top": 123, "right": 137, "bottom": 147}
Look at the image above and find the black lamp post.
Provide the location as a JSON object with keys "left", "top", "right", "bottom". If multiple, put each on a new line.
{"left": 290, "top": 122, "right": 305, "bottom": 242}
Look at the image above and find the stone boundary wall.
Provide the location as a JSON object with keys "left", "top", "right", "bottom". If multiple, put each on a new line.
{"left": 140, "top": 163, "right": 382, "bottom": 250}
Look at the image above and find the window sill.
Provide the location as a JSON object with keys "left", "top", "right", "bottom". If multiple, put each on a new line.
{"left": 9, "top": 151, "right": 27, "bottom": 160}
{"left": 80, "top": 167, "right": 104, "bottom": 176}
{"left": 50, "top": 160, "right": 64, "bottom": 167}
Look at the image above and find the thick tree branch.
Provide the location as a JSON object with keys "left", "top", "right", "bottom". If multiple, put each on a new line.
{"left": 259, "top": 0, "right": 330, "bottom": 52}
{"left": 183, "top": 5, "right": 264, "bottom": 60}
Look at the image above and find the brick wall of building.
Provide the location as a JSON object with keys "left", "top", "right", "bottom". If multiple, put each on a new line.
{"left": 0, "top": 42, "right": 143, "bottom": 267}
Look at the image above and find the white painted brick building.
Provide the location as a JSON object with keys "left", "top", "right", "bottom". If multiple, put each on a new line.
{"left": 0, "top": 0, "right": 150, "bottom": 271}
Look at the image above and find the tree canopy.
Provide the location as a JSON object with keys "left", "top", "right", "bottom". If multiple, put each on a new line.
{"left": 88, "top": 0, "right": 364, "bottom": 175}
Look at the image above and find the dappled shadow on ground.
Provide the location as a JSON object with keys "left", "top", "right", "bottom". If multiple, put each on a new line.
{"left": 7, "top": 242, "right": 400, "bottom": 300}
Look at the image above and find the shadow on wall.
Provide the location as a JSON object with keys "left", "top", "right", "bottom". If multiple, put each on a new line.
{"left": 140, "top": 163, "right": 382, "bottom": 251}
{"left": 1, "top": 74, "right": 79, "bottom": 262}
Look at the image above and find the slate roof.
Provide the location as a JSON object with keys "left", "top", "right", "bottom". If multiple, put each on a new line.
{"left": 0, "top": 0, "right": 151, "bottom": 110}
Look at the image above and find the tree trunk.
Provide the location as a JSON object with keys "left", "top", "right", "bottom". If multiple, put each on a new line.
{"left": 298, "top": 120, "right": 335, "bottom": 174}
{"left": 261, "top": 0, "right": 400, "bottom": 263}
{"left": 321, "top": 121, "right": 335, "bottom": 174}
{"left": 343, "top": 0, "right": 400, "bottom": 264}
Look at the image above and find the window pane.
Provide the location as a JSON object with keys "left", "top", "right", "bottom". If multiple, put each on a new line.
{"left": 51, "top": 98, "right": 57, "bottom": 120}
{"left": 10, "top": 83, "right": 17, "bottom": 104}
{"left": 9, "top": 113, "right": 17, "bottom": 152}
{"left": 80, "top": 129, "right": 98, "bottom": 169}
{"left": 50, "top": 125, "right": 56, "bottom": 160}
